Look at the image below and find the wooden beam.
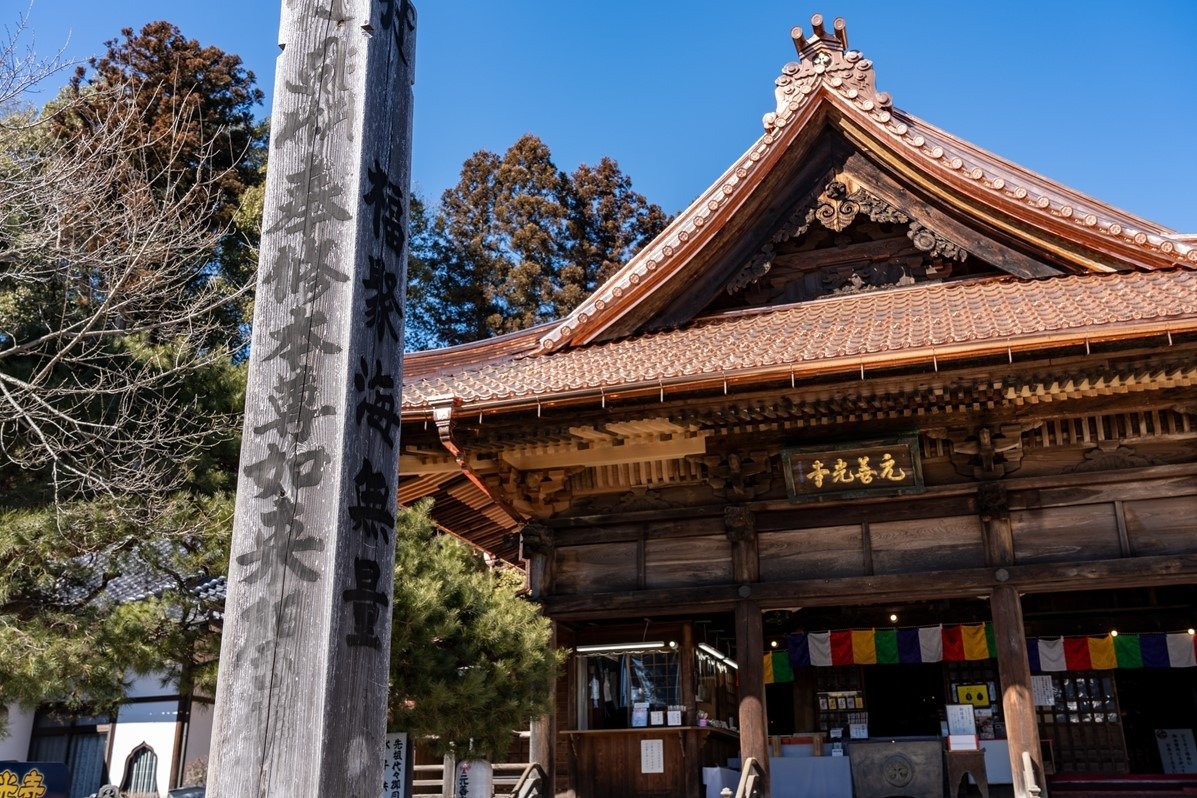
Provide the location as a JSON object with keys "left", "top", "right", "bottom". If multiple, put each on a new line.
{"left": 398, "top": 454, "right": 462, "bottom": 475}
{"left": 540, "top": 553, "right": 1197, "bottom": 620}
{"left": 500, "top": 434, "right": 707, "bottom": 471}
{"left": 842, "top": 152, "right": 1064, "bottom": 279}
{"left": 768, "top": 235, "right": 917, "bottom": 272}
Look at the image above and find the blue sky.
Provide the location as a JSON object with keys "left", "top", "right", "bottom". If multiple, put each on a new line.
{"left": 20, "top": 1, "right": 1197, "bottom": 230}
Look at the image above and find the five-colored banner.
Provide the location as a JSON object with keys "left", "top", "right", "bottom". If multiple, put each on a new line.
{"left": 763, "top": 625, "right": 1197, "bottom": 684}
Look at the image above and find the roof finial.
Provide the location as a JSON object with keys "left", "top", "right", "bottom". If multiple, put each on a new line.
{"left": 833, "top": 17, "right": 848, "bottom": 50}
{"left": 791, "top": 26, "right": 807, "bottom": 55}
{"left": 765, "top": 14, "right": 887, "bottom": 133}
{"left": 790, "top": 12, "right": 851, "bottom": 65}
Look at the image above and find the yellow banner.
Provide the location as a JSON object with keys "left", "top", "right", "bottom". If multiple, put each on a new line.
{"left": 852, "top": 630, "right": 877, "bottom": 664}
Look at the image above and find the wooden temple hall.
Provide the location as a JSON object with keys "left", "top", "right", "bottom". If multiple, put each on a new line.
{"left": 398, "top": 15, "right": 1197, "bottom": 798}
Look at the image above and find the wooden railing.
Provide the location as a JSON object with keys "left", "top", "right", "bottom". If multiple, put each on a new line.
{"left": 509, "top": 762, "right": 548, "bottom": 798}
{"left": 410, "top": 759, "right": 546, "bottom": 798}
{"left": 721, "top": 756, "right": 766, "bottom": 798}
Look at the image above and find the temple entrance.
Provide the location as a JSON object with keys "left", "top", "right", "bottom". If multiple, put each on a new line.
{"left": 863, "top": 663, "right": 944, "bottom": 738}
{"left": 1117, "top": 670, "right": 1197, "bottom": 774}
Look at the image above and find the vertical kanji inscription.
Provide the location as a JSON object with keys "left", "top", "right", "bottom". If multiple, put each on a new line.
{"left": 208, "top": 1, "right": 415, "bottom": 795}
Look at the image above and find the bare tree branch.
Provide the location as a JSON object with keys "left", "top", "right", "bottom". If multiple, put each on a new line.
{"left": 0, "top": 26, "right": 253, "bottom": 504}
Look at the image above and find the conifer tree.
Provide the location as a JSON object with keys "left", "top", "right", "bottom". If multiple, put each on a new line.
{"left": 388, "top": 501, "right": 559, "bottom": 759}
{"left": 411, "top": 135, "right": 669, "bottom": 348}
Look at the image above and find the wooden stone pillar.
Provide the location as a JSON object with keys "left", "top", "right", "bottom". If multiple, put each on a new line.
{"left": 528, "top": 622, "right": 557, "bottom": 786}
{"left": 735, "top": 599, "right": 770, "bottom": 793}
{"left": 727, "top": 505, "right": 768, "bottom": 791}
{"left": 980, "top": 482, "right": 1046, "bottom": 798}
{"left": 992, "top": 585, "right": 1045, "bottom": 798}
{"left": 207, "top": 1, "right": 416, "bottom": 795}
{"left": 523, "top": 524, "right": 555, "bottom": 786}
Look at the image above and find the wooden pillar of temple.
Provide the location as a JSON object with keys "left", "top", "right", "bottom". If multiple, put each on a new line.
{"left": 736, "top": 600, "right": 769, "bottom": 791}
{"left": 980, "top": 482, "right": 1046, "bottom": 798}
{"left": 522, "top": 523, "right": 556, "bottom": 786}
{"left": 728, "top": 505, "right": 769, "bottom": 793}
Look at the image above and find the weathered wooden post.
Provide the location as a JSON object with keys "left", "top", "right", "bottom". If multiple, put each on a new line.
{"left": 207, "top": 0, "right": 415, "bottom": 794}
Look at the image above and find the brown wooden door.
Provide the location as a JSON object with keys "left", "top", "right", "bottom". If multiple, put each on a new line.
{"left": 1035, "top": 672, "right": 1129, "bottom": 774}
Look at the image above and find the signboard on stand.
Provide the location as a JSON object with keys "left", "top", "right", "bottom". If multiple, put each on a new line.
{"left": 382, "top": 732, "right": 412, "bottom": 798}
{"left": 1031, "top": 675, "right": 1055, "bottom": 707}
{"left": 1156, "top": 729, "right": 1197, "bottom": 774}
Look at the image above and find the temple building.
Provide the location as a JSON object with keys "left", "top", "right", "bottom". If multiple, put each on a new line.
{"left": 398, "top": 14, "right": 1197, "bottom": 798}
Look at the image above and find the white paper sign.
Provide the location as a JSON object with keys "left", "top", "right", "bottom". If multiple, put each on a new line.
{"left": 641, "top": 739, "right": 665, "bottom": 773}
{"left": 1156, "top": 729, "right": 1197, "bottom": 774}
{"left": 454, "top": 759, "right": 493, "bottom": 798}
{"left": 1032, "top": 675, "right": 1055, "bottom": 707}
{"left": 946, "top": 704, "right": 976, "bottom": 736}
{"left": 667, "top": 709, "right": 682, "bottom": 726}
{"left": 382, "top": 732, "right": 409, "bottom": 798}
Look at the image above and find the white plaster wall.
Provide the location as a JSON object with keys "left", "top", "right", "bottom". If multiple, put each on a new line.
{"left": 0, "top": 704, "right": 35, "bottom": 761}
{"left": 109, "top": 700, "right": 179, "bottom": 796}
{"left": 182, "top": 701, "right": 214, "bottom": 768}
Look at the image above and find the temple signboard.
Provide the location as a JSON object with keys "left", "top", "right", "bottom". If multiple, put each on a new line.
{"left": 781, "top": 434, "right": 923, "bottom": 502}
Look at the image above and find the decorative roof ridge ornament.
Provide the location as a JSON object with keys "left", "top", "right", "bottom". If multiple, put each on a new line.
{"left": 535, "top": 14, "right": 1195, "bottom": 356}
{"left": 764, "top": 14, "right": 891, "bottom": 134}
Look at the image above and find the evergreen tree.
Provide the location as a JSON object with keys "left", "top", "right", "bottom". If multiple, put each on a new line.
{"left": 562, "top": 157, "right": 670, "bottom": 313}
{"left": 389, "top": 501, "right": 559, "bottom": 759}
{"left": 411, "top": 135, "right": 669, "bottom": 348}
{"left": 0, "top": 20, "right": 262, "bottom": 504}
{"left": 65, "top": 21, "right": 265, "bottom": 231}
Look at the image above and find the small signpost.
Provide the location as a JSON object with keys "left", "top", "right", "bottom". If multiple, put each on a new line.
{"left": 383, "top": 732, "right": 413, "bottom": 798}
{"left": 207, "top": 0, "right": 416, "bottom": 795}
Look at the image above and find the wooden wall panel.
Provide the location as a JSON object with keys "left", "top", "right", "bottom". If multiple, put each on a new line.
{"left": 567, "top": 729, "right": 686, "bottom": 798}
{"left": 1123, "top": 496, "right": 1197, "bottom": 556}
{"left": 644, "top": 535, "right": 732, "bottom": 589}
{"left": 759, "top": 525, "right": 864, "bottom": 581}
{"left": 554, "top": 542, "right": 639, "bottom": 595}
{"left": 869, "top": 515, "right": 985, "bottom": 574}
{"left": 1011, "top": 504, "right": 1120, "bottom": 564}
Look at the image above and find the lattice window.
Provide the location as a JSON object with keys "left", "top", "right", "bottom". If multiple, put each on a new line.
{"left": 580, "top": 651, "right": 681, "bottom": 730}
{"left": 122, "top": 743, "right": 159, "bottom": 795}
{"left": 1033, "top": 672, "right": 1128, "bottom": 774}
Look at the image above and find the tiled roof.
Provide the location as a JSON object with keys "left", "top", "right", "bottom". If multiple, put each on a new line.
{"left": 538, "top": 16, "right": 1195, "bottom": 353}
{"left": 403, "top": 270, "right": 1197, "bottom": 411}
{"left": 63, "top": 541, "right": 227, "bottom": 613}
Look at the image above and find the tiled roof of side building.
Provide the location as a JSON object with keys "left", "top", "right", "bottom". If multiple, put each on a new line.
{"left": 402, "top": 269, "right": 1197, "bottom": 412}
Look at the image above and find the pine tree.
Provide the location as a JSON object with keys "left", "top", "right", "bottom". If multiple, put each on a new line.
{"left": 389, "top": 501, "right": 559, "bottom": 759}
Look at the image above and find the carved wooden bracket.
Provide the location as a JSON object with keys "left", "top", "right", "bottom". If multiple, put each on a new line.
{"left": 486, "top": 463, "right": 582, "bottom": 518}
{"left": 1068, "top": 442, "right": 1160, "bottom": 473}
{"left": 698, "top": 450, "right": 774, "bottom": 501}
{"left": 724, "top": 505, "right": 757, "bottom": 544}
{"left": 976, "top": 481, "right": 1009, "bottom": 521}
{"left": 727, "top": 180, "right": 967, "bottom": 295}
{"left": 933, "top": 423, "right": 1039, "bottom": 480}
{"left": 520, "top": 522, "right": 554, "bottom": 557}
